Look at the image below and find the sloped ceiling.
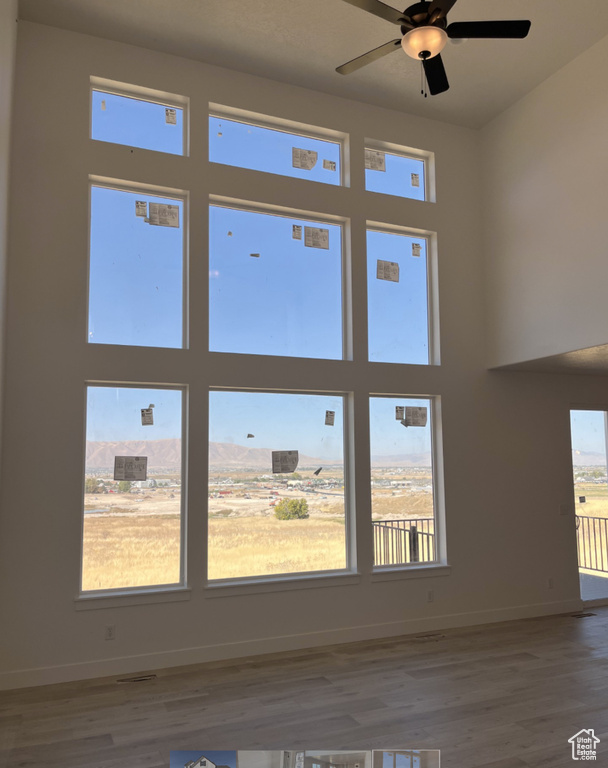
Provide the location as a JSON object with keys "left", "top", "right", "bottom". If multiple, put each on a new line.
{"left": 18, "top": 0, "right": 608, "bottom": 128}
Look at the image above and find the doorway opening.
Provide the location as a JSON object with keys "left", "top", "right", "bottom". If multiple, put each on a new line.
{"left": 570, "top": 410, "right": 608, "bottom": 602}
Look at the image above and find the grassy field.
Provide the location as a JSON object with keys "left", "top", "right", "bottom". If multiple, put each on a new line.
{"left": 82, "top": 515, "right": 181, "bottom": 591}
{"left": 82, "top": 515, "right": 346, "bottom": 589}
{"left": 82, "top": 479, "right": 608, "bottom": 590}
{"left": 574, "top": 482, "right": 608, "bottom": 518}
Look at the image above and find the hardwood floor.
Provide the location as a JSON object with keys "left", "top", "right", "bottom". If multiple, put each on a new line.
{"left": 1, "top": 608, "right": 608, "bottom": 768}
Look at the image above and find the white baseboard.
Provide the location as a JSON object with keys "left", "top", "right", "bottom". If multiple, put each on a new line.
{"left": 0, "top": 597, "right": 583, "bottom": 690}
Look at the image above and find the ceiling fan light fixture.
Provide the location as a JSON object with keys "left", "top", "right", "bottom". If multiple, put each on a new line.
{"left": 401, "top": 26, "right": 447, "bottom": 60}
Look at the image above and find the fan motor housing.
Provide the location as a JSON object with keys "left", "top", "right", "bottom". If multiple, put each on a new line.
{"left": 402, "top": 1, "right": 448, "bottom": 33}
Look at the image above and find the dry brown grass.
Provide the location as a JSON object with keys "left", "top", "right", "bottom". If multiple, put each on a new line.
{"left": 208, "top": 516, "right": 345, "bottom": 579}
{"left": 82, "top": 514, "right": 346, "bottom": 589}
{"left": 82, "top": 516, "right": 180, "bottom": 591}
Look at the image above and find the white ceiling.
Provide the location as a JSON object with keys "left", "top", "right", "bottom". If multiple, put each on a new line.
{"left": 18, "top": 0, "right": 608, "bottom": 128}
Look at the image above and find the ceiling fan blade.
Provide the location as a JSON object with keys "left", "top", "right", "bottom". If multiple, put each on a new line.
{"left": 447, "top": 20, "right": 531, "bottom": 39}
{"left": 423, "top": 54, "right": 449, "bottom": 95}
{"left": 427, "top": 0, "right": 458, "bottom": 23}
{"left": 339, "top": 0, "right": 409, "bottom": 25}
{"left": 336, "top": 39, "right": 401, "bottom": 75}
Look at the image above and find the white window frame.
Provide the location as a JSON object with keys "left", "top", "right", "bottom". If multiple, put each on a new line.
{"left": 206, "top": 387, "right": 355, "bottom": 586}
{"left": 78, "top": 381, "right": 189, "bottom": 598}
{"left": 369, "top": 394, "right": 446, "bottom": 572}
{"left": 367, "top": 220, "right": 440, "bottom": 367}
{"left": 87, "top": 175, "right": 190, "bottom": 350}
{"left": 209, "top": 195, "right": 352, "bottom": 361}
{"left": 90, "top": 76, "right": 190, "bottom": 156}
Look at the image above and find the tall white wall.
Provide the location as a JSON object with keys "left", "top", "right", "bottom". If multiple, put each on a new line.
{"left": 482, "top": 34, "right": 608, "bottom": 368}
{"left": 4, "top": 21, "right": 608, "bottom": 690}
{"left": 0, "top": 2, "right": 17, "bottom": 480}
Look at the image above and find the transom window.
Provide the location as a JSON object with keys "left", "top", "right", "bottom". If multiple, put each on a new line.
{"left": 91, "top": 78, "right": 188, "bottom": 155}
{"left": 209, "top": 105, "right": 344, "bottom": 185}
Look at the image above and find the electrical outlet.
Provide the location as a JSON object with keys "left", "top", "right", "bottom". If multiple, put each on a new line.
{"left": 427, "top": 589, "right": 434, "bottom": 603}
{"left": 547, "top": 578, "right": 554, "bottom": 590}
{"left": 104, "top": 624, "right": 116, "bottom": 641}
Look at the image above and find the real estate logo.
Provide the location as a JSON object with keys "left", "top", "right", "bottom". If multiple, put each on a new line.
{"left": 568, "top": 729, "right": 600, "bottom": 760}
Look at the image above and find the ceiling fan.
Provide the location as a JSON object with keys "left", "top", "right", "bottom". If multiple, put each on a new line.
{"left": 335, "top": 0, "right": 531, "bottom": 95}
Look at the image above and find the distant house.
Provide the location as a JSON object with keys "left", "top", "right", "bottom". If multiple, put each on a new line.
{"left": 185, "top": 756, "right": 218, "bottom": 768}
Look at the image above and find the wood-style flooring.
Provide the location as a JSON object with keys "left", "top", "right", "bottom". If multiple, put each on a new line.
{"left": 2, "top": 607, "right": 608, "bottom": 768}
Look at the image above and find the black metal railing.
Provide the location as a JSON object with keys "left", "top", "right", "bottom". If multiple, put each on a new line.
{"left": 373, "top": 518, "right": 435, "bottom": 566}
{"left": 577, "top": 515, "right": 608, "bottom": 573}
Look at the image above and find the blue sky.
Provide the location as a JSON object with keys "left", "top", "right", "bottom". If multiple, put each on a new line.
{"left": 210, "top": 116, "right": 341, "bottom": 184}
{"left": 86, "top": 386, "right": 182, "bottom": 442}
{"left": 209, "top": 205, "right": 343, "bottom": 359}
{"left": 86, "top": 387, "right": 432, "bottom": 462}
{"left": 367, "top": 230, "right": 428, "bottom": 364}
{"left": 366, "top": 152, "right": 425, "bottom": 201}
{"left": 571, "top": 410, "right": 607, "bottom": 454}
{"left": 92, "top": 90, "right": 183, "bottom": 154}
{"left": 370, "top": 397, "right": 432, "bottom": 457}
{"left": 209, "top": 390, "right": 345, "bottom": 460}
{"left": 89, "top": 186, "right": 183, "bottom": 348}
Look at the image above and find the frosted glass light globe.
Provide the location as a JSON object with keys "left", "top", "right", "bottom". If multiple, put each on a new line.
{"left": 401, "top": 26, "right": 448, "bottom": 59}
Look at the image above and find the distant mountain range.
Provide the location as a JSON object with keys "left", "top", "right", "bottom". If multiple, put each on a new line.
{"left": 572, "top": 449, "right": 607, "bottom": 467}
{"left": 86, "top": 439, "right": 432, "bottom": 471}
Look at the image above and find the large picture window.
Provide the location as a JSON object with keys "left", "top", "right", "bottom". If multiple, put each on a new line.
{"left": 82, "top": 92, "right": 444, "bottom": 596}
{"left": 208, "top": 390, "right": 348, "bottom": 580}
{"left": 82, "top": 385, "right": 185, "bottom": 592}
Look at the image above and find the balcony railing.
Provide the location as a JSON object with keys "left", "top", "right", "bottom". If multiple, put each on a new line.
{"left": 373, "top": 518, "right": 435, "bottom": 566}
{"left": 577, "top": 515, "right": 608, "bottom": 573}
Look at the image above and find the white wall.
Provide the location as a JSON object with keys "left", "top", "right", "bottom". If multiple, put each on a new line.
{"left": 0, "top": 2, "right": 17, "bottom": 482}
{"left": 4, "top": 21, "right": 608, "bottom": 690}
{"left": 482, "top": 34, "right": 608, "bottom": 368}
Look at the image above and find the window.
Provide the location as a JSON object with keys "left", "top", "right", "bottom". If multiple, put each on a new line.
{"left": 370, "top": 396, "right": 437, "bottom": 567}
{"left": 82, "top": 385, "right": 184, "bottom": 592}
{"left": 570, "top": 409, "right": 608, "bottom": 601}
{"left": 365, "top": 142, "right": 430, "bottom": 201}
{"left": 208, "top": 390, "right": 348, "bottom": 580}
{"left": 82, "top": 88, "right": 444, "bottom": 596}
{"left": 367, "top": 226, "right": 432, "bottom": 365}
{"left": 209, "top": 106, "right": 343, "bottom": 185}
{"left": 88, "top": 182, "right": 186, "bottom": 348}
{"left": 91, "top": 79, "right": 187, "bottom": 155}
{"left": 209, "top": 203, "right": 344, "bottom": 359}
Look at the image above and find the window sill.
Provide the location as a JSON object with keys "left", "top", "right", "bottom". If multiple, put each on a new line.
{"left": 74, "top": 586, "right": 191, "bottom": 610}
{"left": 371, "top": 564, "right": 451, "bottom": 582}
{"left": 205, "top": 570, "right": 361, "bottom": 597}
